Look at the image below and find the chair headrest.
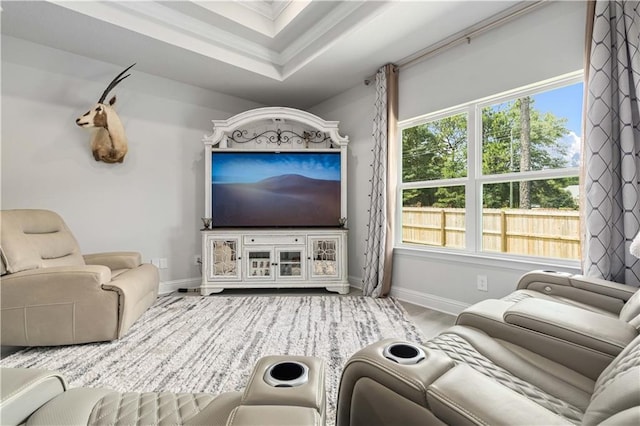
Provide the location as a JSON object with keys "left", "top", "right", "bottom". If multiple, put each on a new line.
{"left": 0, "top": 209, "right": 84, "bottom": 274}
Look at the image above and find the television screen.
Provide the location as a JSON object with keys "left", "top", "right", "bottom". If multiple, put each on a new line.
{"left": 211, "top": 151, "right": 341, "bottom": 227}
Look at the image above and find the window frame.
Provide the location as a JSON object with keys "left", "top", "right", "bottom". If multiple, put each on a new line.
{"left": 396, "top": 71, "right": 583, "bottom": 268}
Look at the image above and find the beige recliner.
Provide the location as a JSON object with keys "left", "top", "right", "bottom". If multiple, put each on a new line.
{"left": 337, "top": 327, "right": 640, "bottom": 425}
{"left": 0, "top": 209, "right": 159, "bottom": 346}
{"left": 502, "top": 270, "right": 640, "bottom": 323}
{"left": 1, "top": 355, "right": 326, "bottom": 426}
{"left": 455, "top": 270, "right": 640, "bottom": 377}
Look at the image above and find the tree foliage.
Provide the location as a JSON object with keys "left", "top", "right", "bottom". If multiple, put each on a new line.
{"left": 402, "top": 98, "right": 578, "bottom": 210}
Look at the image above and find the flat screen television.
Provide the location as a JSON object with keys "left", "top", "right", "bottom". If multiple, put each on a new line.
{"left": 210, "top": 151, "right": 341, "bottom": 227}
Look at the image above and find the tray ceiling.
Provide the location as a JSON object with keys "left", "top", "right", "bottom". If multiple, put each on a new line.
{"left": 1, "top": 1, "right": 525, "bottom": 108}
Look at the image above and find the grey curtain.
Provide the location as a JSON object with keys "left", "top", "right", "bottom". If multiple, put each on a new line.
{"left": 362, "top": 64, "right": 398, "bottom": 297}
{"left": 584, "top": 1, "right": 640, "bottom": 286}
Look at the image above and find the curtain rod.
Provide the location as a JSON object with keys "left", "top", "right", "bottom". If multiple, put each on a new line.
{"left": 364, "top": 0, "right": 547, "bottom": 85}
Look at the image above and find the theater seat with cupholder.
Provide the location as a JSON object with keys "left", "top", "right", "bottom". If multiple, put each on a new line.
{"left": 336, "top": 326, "right": 640, "bottom": 425}
{"left": 454, "top": 270, "right": 640, "bottom": 379}
{"left": 0, "top": 355, "right": 325, "bottom": 426}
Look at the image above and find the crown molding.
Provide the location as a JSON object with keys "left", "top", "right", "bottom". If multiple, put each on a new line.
{"left": 48, "top": 0, "right": 390, "bottom": 82}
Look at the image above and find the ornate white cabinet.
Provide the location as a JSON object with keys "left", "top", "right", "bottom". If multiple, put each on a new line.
{"left": 201, "top": 229, "right": 349, "bottom": 295}
{"left": 200, "top": 107, "right": 350, "bottom": 295}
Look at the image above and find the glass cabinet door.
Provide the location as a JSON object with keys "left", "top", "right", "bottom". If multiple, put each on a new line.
{"left": 276, "top": 248, "right": 304, "bottom": 280}
{"left": 245, "top": 249, "right": 274, "bottom": 280}
{"left": 308, "top": 237, "right": 340, "bottom": 279}
{"left": 207, "top": 237, "right": 240, "bottom": 281}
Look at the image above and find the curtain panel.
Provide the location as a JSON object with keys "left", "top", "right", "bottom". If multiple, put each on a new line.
{"left": 584, "top": 1, "right": 640, "bottom": 286}
{"left": 362, "top": 64, "right": 398, "bottom": 297}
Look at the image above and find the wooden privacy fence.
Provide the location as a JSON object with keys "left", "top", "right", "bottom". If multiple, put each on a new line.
{"left": 402, "top": 207, "right": 581, "bottom": 260}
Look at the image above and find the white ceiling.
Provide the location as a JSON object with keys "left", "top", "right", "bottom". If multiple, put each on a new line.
{"left": 1, "top": 1, "right": 525, "bottom": 109}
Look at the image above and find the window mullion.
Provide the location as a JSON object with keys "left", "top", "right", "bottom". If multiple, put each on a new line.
{"left": 478, "top": 167, "right": 580, "bottom": 184}
{"left": 466, "top": 104, "right": 478, "bottom": 252}
{"left": 401, "top": 177, "right": 468, "bottom": 189}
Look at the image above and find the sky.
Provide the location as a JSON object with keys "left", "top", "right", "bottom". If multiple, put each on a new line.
{"left": 212, "top": 152, "right": 341, "bottom": 183}
{"left": 533, "top": 82, "right": 583, "bottom": 136}
{"left": 487, "top": 81, "right": 583, "bottom": 166}
{"left": 530, "top": 82, "right": 583, "bottom": 166}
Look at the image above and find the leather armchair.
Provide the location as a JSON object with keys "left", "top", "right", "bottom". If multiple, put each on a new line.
{"left": 0, "top": 355, "right": 325, "bottom": 426}
{"left": 455, "top": 270, "right": 640, "bottom": 378}
{"left": 337, "top": 327, "right": 640, "bottom": 426}
{"left": 0, "top": 209, "right": 159, "bottom": 346}
{"left": 507, "top": 270, "right": 640, "bottom": 324}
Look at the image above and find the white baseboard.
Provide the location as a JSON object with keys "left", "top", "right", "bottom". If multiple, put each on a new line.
{"left": 389, "top": 286, "right": 470, "bottom": 316}
{"left": 159, "top": 276, "right": 469, "bottom": 318}
{"left": 159, "top": 277, "right": 200, "bottom": 295}
{"left": 162, "top": 276, "right": 365, "bottom": 295}
{"left": 348, "top": 275, "right": 363, "bottom": 290}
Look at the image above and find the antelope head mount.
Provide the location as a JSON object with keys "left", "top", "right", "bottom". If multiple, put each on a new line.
{"left": 76, "top": 63, "right": 135, "bottom": 164}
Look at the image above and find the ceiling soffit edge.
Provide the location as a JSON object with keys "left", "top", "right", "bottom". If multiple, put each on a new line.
{"left": 48, "top": 0, "right": 389, "bottom": 82}
{"left": 192, "top": 0, "right": 306, "bottom": 37}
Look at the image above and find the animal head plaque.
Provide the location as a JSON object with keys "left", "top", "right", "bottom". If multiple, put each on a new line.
{"left": 76, "top": 63, "right": 135, "bottom": 164}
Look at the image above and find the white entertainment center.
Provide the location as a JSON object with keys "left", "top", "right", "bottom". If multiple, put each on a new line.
{"left": 201, "top": 107, "right": 350, "bottom": 295}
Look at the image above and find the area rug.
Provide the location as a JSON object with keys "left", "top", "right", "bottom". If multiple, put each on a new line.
{"left": 0, "top": 295, "right": 426, "bottom": 425}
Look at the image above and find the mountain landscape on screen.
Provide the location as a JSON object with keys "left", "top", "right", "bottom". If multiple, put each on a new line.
{"left": 213, "top": 174, "right": 340, "bottom": 226}
{"left": 211, "top": 152, "right": 341, "bottom": 227}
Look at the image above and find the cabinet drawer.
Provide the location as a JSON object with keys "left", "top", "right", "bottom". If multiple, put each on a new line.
{"left": 244, "top": 235, "right": 305, "bottom": 245}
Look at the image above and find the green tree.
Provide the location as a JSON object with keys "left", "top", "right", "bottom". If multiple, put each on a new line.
{"left": 402, "top": 97, "right": 578, "bottom": 210}
{"left": 402, "top": 113, "right": 467, "bottom": 206}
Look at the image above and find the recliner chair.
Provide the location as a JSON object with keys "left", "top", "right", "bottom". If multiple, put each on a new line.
{"left": 0, "top": 209, "right": 159, "bottom": 346}
{"left": 455, "top": 270, "right": 640, "bottom": 378}
{"left": 503, "top": 270, "right": 640, "bottom": 324}
{"left": 336, "top": 326, "right": 640, "bottom": 425}
{"left": 1, "top": 355, "right": 326, "bottom": 426}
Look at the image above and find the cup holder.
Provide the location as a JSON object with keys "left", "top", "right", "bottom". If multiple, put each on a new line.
{"left": 383, "top": 343, "right": 426, "bottom": 365}
{"left": 264, "top": 361, "right": 309, "bottom": 387}
{"left": 542, "top": 270, "right": 571, "bottom": 276}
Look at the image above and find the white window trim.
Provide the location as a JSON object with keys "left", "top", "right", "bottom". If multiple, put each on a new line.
{"left": 396, "top": 71, "right": 583, "bottom": 269}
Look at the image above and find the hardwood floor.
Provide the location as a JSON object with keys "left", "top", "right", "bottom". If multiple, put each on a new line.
{"left": 338, "top": 287, "right": 456, "bottom": 339}
{"left": 398, "top": 299, "right": 456, "bottom": 339}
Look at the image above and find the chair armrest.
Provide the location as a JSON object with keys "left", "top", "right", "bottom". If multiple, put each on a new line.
{"left": 226, "top": 406, "right": 321, "bottom": 426}
{"left": 241, "top": 356, "right": 325, "bottom": 415}
{"left": 100, "top": 264, "right": 159, "bottom": 337}
{"left": 0, "top": 368, "right": 67, "bottom": 426}
{"left": 83, "top": 252, "right": 141, "bottom": 270}
{"left": 336, "top": 338, "right": 454, "bottom": 426}
{"left": 1, "top": 265, "right": 120, "bottom": 346}
{"left": 427, "top": 364, "right": 573, "bottom": 425}
{"left": 504, "top": 298, "right": 637, "bottom": 356}
{"left": 2, "top": 265, "right": 112, "bottom": 288}
{"left": 517, "top": 270, "right": 637, "bottom": 313}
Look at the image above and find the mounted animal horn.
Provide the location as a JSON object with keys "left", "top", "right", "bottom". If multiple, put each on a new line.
{"left": 98, "top": 63, "right": 135, "bottom": 104}
{"left": 75, "top": 63, "right": 136, "bottom": 164}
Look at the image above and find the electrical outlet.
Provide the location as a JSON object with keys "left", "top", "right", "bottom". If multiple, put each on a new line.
{"left": 477, "top": 275, "right": 488, "bottom": 292}
{"left": 194, "top": 255, "right": 202, "bottom": 266}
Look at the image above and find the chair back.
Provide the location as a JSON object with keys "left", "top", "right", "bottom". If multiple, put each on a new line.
{"left": 619, "top": 290, "right": 640, "bottom": 328}
{"left": 0, "top": 209, "right": 84, "bottom": 274}
{"left": 582, "top": 334, "right": 640, "bottom": 425}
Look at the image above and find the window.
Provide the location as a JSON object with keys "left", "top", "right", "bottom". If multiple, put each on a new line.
{"left": 399, "top": 73, "right": 582, "bottom": 261}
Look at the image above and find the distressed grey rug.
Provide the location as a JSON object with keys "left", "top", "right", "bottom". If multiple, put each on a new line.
{"left": 1, "top": 295, "right": 426, "bottom": 424}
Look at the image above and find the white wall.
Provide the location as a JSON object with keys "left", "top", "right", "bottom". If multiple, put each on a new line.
{"left": 1, "top": 1, "right": 587, "bottom": 307}
{"left": 309, "top": 83, "right": 376, "bottom": 288}
{"left": 311, "top": 1, "right": 587, "bottom": 314}
{"left": 1, "top": 36, "right": 262, "bottom": 291}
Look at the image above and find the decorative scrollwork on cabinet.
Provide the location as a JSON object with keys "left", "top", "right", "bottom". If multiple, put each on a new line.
{"left": 229, "top": 129, "right": 332, "bottom": 147}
